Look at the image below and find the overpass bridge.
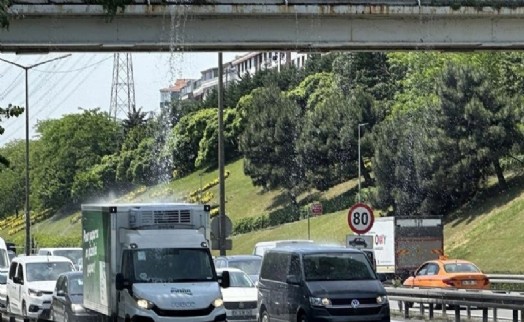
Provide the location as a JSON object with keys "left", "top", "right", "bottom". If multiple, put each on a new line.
{"left": 1, "top": 0, "right": 524, "bottom": 52}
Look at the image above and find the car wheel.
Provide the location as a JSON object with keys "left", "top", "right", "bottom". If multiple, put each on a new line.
{"left": 260, "top": 310, "right": 269, "bottom": 322}
{"left": 5, "top": 297, "right": 10, "bottom": 314}
{"left": 298, "top": 313, "right": 308, "bottom": 322}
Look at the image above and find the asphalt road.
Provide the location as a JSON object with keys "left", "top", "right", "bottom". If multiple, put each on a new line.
{"left": 0, "top": 305, "right": 518, "bottom": 322}
{"left": 390, "top": 300, "right": 520, "bottom": 321}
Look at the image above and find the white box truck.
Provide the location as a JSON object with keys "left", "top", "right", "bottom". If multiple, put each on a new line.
{"left": 367, "top": 216, "right": 444, "bottom": 281}
{"left": 81, "top": 203, "right": 229, "bottom": 322}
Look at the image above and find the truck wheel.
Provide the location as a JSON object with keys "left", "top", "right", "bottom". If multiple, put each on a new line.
{"left": 260, "top": 310, "right": 269, "bottom": 322}
{"left": 298, "top": 313, "right": 308, "bottom": 322}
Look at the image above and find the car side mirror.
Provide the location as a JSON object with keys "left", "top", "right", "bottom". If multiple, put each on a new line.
{"left": 219, "top": 270, "right": 230, "bottom": 289}
{"left": 410, "top": 270, "right": 416, "bottom": 277}
{"left": 286, "top": 275, "right": 300, "bottom": 285}
{"left": 115, "top": 273, "right": 131, "bottom": 291}
{"left": 14, "top": 276, "right": 23, "bottom": 285}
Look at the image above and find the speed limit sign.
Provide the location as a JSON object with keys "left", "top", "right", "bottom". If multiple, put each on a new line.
{"left": 347, "top": 203, "right": 374, "bottom": 234}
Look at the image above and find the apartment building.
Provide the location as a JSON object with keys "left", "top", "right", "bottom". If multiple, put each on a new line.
{"left": 160, "top": 52, "right": 309, "bottom": 106}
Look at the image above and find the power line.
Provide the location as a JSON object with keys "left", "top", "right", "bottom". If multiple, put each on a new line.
{"left": 33, "top": 55, "right": 112, "bottom": 74}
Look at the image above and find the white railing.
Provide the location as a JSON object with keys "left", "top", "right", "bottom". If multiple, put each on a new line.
{"left": 386, "top": 286, "right": 524, "bottom": 321}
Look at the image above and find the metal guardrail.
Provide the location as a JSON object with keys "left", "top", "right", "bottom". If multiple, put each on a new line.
{"left": 386, "top": 287, "right": 524, "bottom": 322}
{"left": 488, "top": 274, "right": 524, "bottom": 284}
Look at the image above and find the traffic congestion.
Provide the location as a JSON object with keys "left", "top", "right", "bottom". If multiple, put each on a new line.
{"left": 0, "top": 202, "right": 505, "bottom": 322}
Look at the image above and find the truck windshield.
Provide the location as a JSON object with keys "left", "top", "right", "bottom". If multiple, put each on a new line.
{"left": 123, "top": 248, "right": 216, "bottom": 283}
{"left": 303, "top": 253, "right": 376, "bottom": 281}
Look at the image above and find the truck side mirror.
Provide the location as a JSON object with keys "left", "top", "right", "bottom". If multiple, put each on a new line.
{"left": 116, "top": 273, "right": 130, "bottom": 291}
{"left": 219, "top": 270, "right": 230, "bottom": 288}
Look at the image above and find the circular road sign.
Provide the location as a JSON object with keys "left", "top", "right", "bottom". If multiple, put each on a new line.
{"left": 347, "top": 203, "right": 374, "bottom": 235}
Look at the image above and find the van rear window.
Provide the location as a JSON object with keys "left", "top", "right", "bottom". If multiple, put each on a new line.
{"left": 303, "top": 253, "right": 375, "bottom": 281}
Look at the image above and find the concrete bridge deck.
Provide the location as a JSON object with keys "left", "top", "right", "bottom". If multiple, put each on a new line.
{"left": 2, "top": 1, "right": 524, "bottom": 52}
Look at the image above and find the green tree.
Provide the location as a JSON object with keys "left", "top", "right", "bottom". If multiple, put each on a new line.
{"left": 32, "top": 109, "right": 121, "bottom": 210}
{"left": 165, "top": 109, "right": 216, "bottom": 177}
{"left": 0, "top": 104, "right": 24, "bottom": 166}
{"left": 194, "top": 108, "right": 242, "bottom": 169}
{"left": 437, "top": 63, "right": 522, "bottom": 190}
{"left": 239, "top": 86, "right": 303, "bottom": 208}
{"left": 0, "top": 140, "right": 27, "bottom": 218}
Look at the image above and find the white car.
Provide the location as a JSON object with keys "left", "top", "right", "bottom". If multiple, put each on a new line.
{"left": 216, "top": 268, "right": 257, "bottom": 322}
{"left": 0, "top": 271, "right": 7, "bottom": 309}
{"left": 6, "top": 255, "right": 75, "bottom": 320}
{"left": 37, "top": 247, "right": 83, "bottom": 271}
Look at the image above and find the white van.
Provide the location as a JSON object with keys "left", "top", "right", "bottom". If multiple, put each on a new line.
{"left": 0, "top": 238, "right": 10, "bottom": 273}
{"left": 6, "top": 255, "right": 75, "bottom": 320}
{"left": 37, "top": 247, "right": 82, "bottom": 270}
{"left": 253, "top": 240, "right": 314, "bottom": 257}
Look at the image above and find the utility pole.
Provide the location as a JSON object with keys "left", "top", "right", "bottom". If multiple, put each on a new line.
{"left": 218, "top": 53, "right": 226, "bottom": 256}
{"left": 0, "top": 54, "right": 71, "bottom": 256}
{"left": 358, "top": 123, "right": 368, "bottom": 203}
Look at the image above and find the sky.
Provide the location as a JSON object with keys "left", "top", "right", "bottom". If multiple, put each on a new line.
{"left": 0, "top": 52, "right": 245, "bottom": 147}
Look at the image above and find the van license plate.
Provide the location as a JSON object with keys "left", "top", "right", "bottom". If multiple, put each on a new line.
{"left": 232, "top": 309, "right": 252, "bottom": 316}
{"left": 462, "top": 280, "right": 477, "bottom": 285}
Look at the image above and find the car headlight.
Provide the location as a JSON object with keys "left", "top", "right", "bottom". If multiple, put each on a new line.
{"left": 71, "top": 304, "right": 85, "bottom": 313}
{"left": 212, "top": 297, "right": 224, "bottom": 308}
{"left": 136, "top": 298, "right": 154, "bottom": 310}
{"left": 309, "top": 297, "right": 331, "bottom": 307}
{"left": 28, "top": 289, "right": 43, "bottom": 297}
{"left": 376, "top": 295, "right": 388, "bottom": 304}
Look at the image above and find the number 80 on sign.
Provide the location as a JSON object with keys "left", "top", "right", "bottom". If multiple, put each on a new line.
{"left": 347, "top": 203, "right": 374, "bottom": 235}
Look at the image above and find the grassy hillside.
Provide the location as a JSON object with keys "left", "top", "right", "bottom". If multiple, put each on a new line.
{"left": 2, "top": 158, "right": 524, "bottom": 274}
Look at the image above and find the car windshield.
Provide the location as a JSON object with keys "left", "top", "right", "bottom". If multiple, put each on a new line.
{"left": 303, "top": 253, "right": 376, "bottom": 281}
{"left": 54, "top": 249, "right": 82, "bottom": 265}
{"left": 68, "top": 276, "right": 84, "bottom": 295}
{"left": 444, "top": 262, "right": 481, "bottom": 273}
{"left": 228, "top": 271, "right": 255, "bottom": 288}
{"left": 27, "top": 262, "right": 74, "bottom": 282}
{"left": 123, "top": 248, "right": 216, "bottom": 283}
{"left": 228, "top": 258, "right": 262, "bottom": 275}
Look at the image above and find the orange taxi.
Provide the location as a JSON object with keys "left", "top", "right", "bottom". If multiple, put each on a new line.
{"left": 403, "top": 256, "right": 490, "bottom": 290}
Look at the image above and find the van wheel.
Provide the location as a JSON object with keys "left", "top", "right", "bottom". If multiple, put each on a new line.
{"left": 260, "top": 310, "right": 269, "bottom": 322}
{"left": 22, "top": 301, "right": 28, "bottom": 319}
{"left": 298, "top": 313, "right": 308, "bottom": 322}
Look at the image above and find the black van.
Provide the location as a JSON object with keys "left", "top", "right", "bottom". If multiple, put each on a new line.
{"left": 257, "top": 245, "right": 390, "bottom": 322}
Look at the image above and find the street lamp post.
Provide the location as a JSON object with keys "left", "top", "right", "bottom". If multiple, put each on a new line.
{"left": 217, "top": 52, "right": 226, "bottom": 256}
{"left": 0, "top": 54, "right": 71, "bottom": 255}
{"left": 358, "top": 123, "right": 369, "bottom": 203}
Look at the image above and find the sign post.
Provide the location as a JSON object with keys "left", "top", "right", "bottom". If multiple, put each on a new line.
{"left": 347, "top": 203, "right": 374, "bottom": 235}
